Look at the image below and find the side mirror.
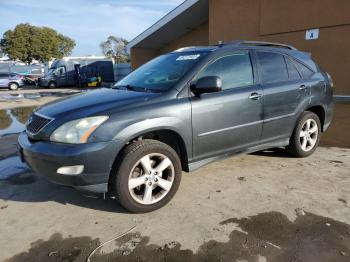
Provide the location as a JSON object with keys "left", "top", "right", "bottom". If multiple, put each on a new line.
{"left": 191, "top": 76, "right": 222, "bottom": 96}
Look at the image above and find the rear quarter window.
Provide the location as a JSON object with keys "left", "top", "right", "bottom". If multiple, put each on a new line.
{"left": 285, "top": 57, "right": 301, "bottom": 81}
{"left": 295, "top": 61, "right": 314, "bottom": 79}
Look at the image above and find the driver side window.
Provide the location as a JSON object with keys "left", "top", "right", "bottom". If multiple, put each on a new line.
{"left": 198, "top": 52, "right": 254, "bottom": 90}
{"left": 54, "top": 67, "right": 65, "bottom": 76}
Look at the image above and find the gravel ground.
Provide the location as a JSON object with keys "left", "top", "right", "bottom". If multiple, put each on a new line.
{"left": 0, "top": 91, "right": 349, "bottom": 262}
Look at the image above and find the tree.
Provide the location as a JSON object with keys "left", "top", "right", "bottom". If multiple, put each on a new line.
{"left": 100, "top": 36, "right": 130, "bottom": 64}
{"left": 0, "top": 23, "right": 75, "bottom": 64}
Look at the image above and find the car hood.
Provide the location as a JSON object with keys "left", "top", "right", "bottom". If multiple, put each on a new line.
{"left": 37, "top": 88, "right": 159, "bottom": 119}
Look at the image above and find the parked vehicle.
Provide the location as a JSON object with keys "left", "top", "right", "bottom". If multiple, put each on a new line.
{"left": 10, "top": 64, "right": 44, "bottom": 85}
{"left": 0, "top": 72, "right": 25, "bottom": 90}
{"left": 38, "top": 57, "right": 114, "bottom": 88}
{"left": 19, "top": 41, "right": 333, "bottom": 213}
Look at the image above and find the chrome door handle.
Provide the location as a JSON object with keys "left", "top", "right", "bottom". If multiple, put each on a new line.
{"left": 299, "top": 85, "right": 307, "bottom": 90}
{"left": 249, "top": 92, "right": 263, "bottom": 100}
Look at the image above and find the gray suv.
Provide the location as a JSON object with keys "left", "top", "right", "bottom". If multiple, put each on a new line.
{"left": 19, "top": 41, "right": 333, "bottom": 213}
{"left": 0, "top": 73, "right": 25, "bottom": 90}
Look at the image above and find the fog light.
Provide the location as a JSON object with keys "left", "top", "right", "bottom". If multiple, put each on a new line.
{"left": 57, "top": 165, "right": 84, "bottom": 175}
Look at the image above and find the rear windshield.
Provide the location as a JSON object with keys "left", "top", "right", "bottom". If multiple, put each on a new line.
{"left": 115, "top": 51, "right": 209, "bottom": 92}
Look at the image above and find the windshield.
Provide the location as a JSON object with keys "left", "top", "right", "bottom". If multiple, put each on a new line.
{"left": 47, "top": 68, "right": 56, "bottom": 75}
{"left": 115, "top": 51, "right": 209, "bottom": 92}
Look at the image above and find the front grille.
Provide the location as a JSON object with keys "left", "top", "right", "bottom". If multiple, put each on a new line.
{"left": 26, "top": 113, "right": 52, "bottom": 134}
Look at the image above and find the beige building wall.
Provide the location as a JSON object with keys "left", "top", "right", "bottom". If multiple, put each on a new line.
{"left": 159, "top": 22, "right": 209, "bottom": 54}
{"left": 131, "top": 22, "right": 209, "bottom": 69}
{"left": 131, "top": 0, "right": 350, "bottom": 94}
{"left": 209, "top": 0, "right": 350, "bottom": 95}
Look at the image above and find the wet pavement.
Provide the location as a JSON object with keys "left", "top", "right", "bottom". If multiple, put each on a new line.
{"left": 0, "top": 88, "right": 85, "bottom": 109}
{"left": 0, "top": 90, "right": 82, "bottom": 102}
{"left": 6, "top": 212, "right": 350, "bottom": 262}
{"left": 0, "top": 99, "right": 349, "bottom": 261}
{"left": 0, "top": 106, "right": 35, "bottom": 136}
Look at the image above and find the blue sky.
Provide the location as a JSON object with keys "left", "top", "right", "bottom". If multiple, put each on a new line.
{"left": 0, "top": 0, "right": 184, "bottom": 56}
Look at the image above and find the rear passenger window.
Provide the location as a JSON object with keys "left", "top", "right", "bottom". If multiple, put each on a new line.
{"left": 198, "top": 52, "right": 254, "bottom": 90}
{"left": 257, "top": 52, "right": 288, "bottom": 84}
{"left": 295, "top": 62, "right": 314, "bottom": 79}
{"left": 285, "top": 57, "right": 301, "bottom": 81}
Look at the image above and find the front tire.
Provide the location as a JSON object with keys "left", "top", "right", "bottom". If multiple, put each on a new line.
{"left": 8, "top": 82, "right": 19, "bottom": 90}
{"left": 287, "top": 111, "right": 321, "bottom": 157}
{"left": 111, "top": 140, "right": 182, "bottom": 213}
{"left": 48, "top": 81, "right": 57, "bottom": 89}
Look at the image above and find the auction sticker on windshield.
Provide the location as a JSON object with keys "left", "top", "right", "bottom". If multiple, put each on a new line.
{"left": 176, "top": 54, "right": 201, "bottom": 61}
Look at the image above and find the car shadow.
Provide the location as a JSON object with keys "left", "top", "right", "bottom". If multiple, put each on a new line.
{"left": 251, "top": 147, "right": 293, "bottom": 158}
{"left": 0, "top": 171, "right": 129, "bottom": 214}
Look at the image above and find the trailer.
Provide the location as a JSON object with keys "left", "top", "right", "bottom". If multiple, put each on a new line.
{"left": 38, "top": 57, "right": 114, "bottom": 88}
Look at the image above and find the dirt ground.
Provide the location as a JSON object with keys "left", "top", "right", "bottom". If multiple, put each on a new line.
{"left": 0, "top": 90, "right": 349, "bottom": 262}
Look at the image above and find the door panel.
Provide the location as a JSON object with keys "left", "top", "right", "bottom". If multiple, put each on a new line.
{"left": 256, "top": 51, "right": 309, "bottom": 142}
{"left": 56, "top": 67, "right": 67, "bottom": 86}
{"left": 260, "top": 81, "right": 305, "bottom": 141}
{"left": 192, "top": 86, "right": 263, "bottom": 160}
{"left": 0, "top": 75, "right": 8, "bottom": 87}
{"left": 191, "top": 51, "right": 263, "bottom": 161}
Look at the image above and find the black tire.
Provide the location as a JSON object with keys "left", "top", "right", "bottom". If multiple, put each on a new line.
{"left": 8, "top": 82, "right": 19, "bottom": 90}
{"left": 48, "top": 81, "right": 57, "bottom": 89}
{"left": 287, "top": 111, "right": 321, "bottom": 157}
{"left": 111, "top": 139, "right": 182, "bottom": 213}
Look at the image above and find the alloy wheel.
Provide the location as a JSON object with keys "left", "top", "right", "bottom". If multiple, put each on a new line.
{"left": 299, "top": 119, "right": 318, "bottom": 152}
{"left": 128, "top": 153, "right": 175, "bottom": 205}
{"left": 9, "top": 83, "right": 18, "bottom": 90}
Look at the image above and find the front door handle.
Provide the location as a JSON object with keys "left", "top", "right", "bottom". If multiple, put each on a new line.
{"left": 249, "top": 92, "right": 263, "bottom": 100}
{"left": 299, "top": 85, "right": 307, "bottom": 90}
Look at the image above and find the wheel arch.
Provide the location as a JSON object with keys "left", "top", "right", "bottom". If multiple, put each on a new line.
{"left": 305, "top": 104, "right": 326, "bottom": 131}
{"left": 8, "top": 82, "right": 19, "bottom": 89}
{"left": 107, "top": 128, "right": 189, "bottom": 195}
{"left": 48, "top": 80, "right": 57, "bottom": 88}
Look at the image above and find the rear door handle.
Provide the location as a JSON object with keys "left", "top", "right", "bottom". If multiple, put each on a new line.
{"left": 299, "top": 85, "right": 307, "bottom": 90}
{"left": 249, "top": 92, "right": 263, "bottom": 100}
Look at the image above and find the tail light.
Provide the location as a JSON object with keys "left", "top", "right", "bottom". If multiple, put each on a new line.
{"left": 326, "top": 73, "right": 334, "bottom": 88}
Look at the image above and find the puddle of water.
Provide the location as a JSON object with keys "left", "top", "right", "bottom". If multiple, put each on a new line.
{"left": 0, "top": 156, "right": 30, "bottom": 180}
{"left": 0, "top": 90, "right": 83, "bottom": 101}
{"left": 0, "top": 106, "right": 36, "bottom": 136}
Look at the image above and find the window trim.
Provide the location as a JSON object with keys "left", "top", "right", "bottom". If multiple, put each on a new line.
{"left": 291, "top": 58, "right": 315, "bottom": 80}
{"left": 256, "top": 50, "right": 316, "bottom": 85}
{"left": 284, "top": 56, "right": 302, "bottom": 81}
{"left": 193, "top": 50, "right": 256, "bottom": 91}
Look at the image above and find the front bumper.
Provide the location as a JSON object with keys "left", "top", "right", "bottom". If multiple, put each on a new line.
{"left": 38, "top": 78, "right": 49, "bottom": 87}
{"left": 18, "top": 132, "right": 123, "bottom": 193}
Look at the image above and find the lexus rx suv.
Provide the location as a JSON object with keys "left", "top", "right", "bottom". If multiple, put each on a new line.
{"left": 19, "top": 41, "right": 333, "bottom": 213}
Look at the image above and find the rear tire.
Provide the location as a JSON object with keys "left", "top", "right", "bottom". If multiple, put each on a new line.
{"left": 287, "top": 111, "right": 321, "bottom": 157}
{"left": 111, "top": 139, "right": 182, "bottom": 213}
{"left": 48, "top": 81, "right": 57, "bottom": 89}
{"left": 8, "top": 82, "right": 19, "bottom": 90}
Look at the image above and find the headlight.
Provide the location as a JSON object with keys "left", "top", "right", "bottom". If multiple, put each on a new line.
{"left": 50, "top": 116, "right": 108, "bottom": 144}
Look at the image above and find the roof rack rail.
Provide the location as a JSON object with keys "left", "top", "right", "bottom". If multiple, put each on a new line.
{"left": 220, "top": 40, "right": 297, "bottom": 50}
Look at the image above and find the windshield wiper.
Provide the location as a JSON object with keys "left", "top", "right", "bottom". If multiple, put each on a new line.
{"left": 112, "top": 85, "right": 151, "bottom": 93}
{"left": 112, "top": 84, "right": 136, "bottom": 91}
